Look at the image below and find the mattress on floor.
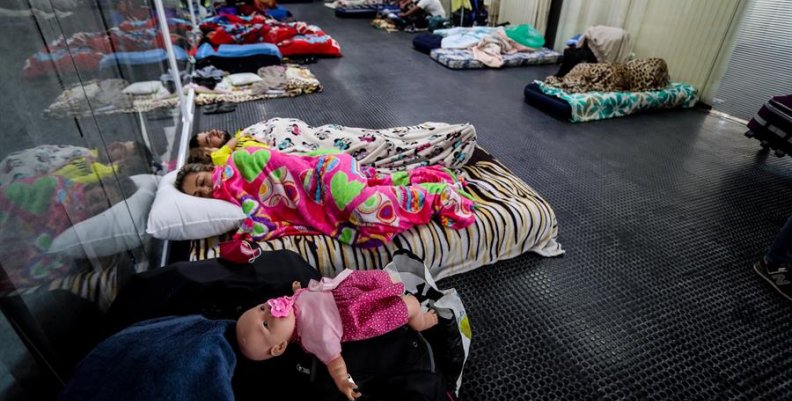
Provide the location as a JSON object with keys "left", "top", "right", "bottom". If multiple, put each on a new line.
{"left": 99, "top": 47, "right": 189, "bottom": 80}
{"left": 429, "top": 48, "right": 561, "bottom": 69}
{"left": 335, "top": 4, "right": 399, "bottom": 18}
{"left": 524, "top": 82, "right": 572, "bottom": 121}
{"left": 195, "top": 43, "right": 282, "bottom": 73}
{"left": 529, "top": 80, "right": 700, "bottom": 123}
{"left": 413, "top": 34, "right": 443, "bottom": 55}
{"left": 188, "top": 147, "right": 563, "bottom": 280}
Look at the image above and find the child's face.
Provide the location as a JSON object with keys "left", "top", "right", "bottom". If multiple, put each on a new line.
{"left": 236, "top": 302, "right": 296, "bottom": 361}
{"left": 181, "top": 171, "right": 214, "bottom": 198}
{"left": 197, "top": 130, "right": 230, "bottom": 148}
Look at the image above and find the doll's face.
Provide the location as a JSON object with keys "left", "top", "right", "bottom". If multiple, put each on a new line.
{"left": 236, "top": 302, "right": 296, "bottom": 361}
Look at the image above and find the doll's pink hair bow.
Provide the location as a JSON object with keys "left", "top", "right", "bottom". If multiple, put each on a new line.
{"left": 267, "top": 295, "right": 294, "bottom": 318}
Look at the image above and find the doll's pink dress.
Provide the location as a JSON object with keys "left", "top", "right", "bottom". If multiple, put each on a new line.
{"left": 276, "top": 269, "right": 408, "bottom": 364}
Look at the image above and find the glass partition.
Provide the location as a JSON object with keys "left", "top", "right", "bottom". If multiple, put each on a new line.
{"left": 0, "top": 0, "right": 194, "bottom": 399}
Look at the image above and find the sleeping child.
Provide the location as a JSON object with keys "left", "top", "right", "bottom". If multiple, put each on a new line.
{"left": 188, "top": 118, "right": 477, "bottom": 172}
{"left": 174, "top": 147, "right": 475, "bottom": 247}
{"left": 188, "top": 129, "right": 268, "bottom": 166}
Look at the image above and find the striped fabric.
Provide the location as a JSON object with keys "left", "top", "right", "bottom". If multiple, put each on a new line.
{"left": 189, "top": 147, "right": 563, "bottom": 280}
{"left": 5, "top": 264, "right": 120, "bottom": 311}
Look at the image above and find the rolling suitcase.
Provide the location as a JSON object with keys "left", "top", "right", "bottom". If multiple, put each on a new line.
{"left": 745, "top": 94, "right": 792, "bottom": 158}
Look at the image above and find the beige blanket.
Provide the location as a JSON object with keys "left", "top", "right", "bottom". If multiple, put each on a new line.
{"left": 579, "top": 25, "right": 632, "bottom": 63}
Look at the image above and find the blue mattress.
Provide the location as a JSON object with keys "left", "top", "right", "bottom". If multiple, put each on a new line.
{"left": 523, "top": 83, "right": 572, "bottom": 121}
{"left": 412, "top": 34, "right": 443, "bottom": 55}
{"left": 99, "top": 47, "right": 188, "bottom": 69}
{"left": 335, "top": 4, "right": 399, "bottom": 18}
{"left": 99, "top": 47, "right": 189, "bottom": 80}
{"left": 195, "top": 43, "right": 282, "bottom": 73}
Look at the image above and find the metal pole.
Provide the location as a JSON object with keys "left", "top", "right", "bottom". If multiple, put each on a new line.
{"left": 186, "top": 0, "right": 198, "bottom": 32}
{"left": 153, "top": 0, "right": 188, "bottom": 125}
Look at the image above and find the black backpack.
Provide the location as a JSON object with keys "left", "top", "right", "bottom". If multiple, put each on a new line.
{"left": 554, "top": 42, "right": 598, "bottom": 77}
{"left": 105, "top": 250, "right": 456, "bottom": 401}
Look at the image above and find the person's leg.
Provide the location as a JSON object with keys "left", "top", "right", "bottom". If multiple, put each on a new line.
{"left": 402, "top": 294, "right": 438, "bottom": 332}
{"left": 755, "top": 214, "right": 792, "bottom": 301}
{"left": 764, "top": 214, "right": 792, "bottom": 266}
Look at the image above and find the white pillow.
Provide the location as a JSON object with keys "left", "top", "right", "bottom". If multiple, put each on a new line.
{"left": 122, "top": 81, "right": 165, "bottom": 95}
{"left": 227, "top": 73, "right": 263, "bottom": 86}
{"left": 50, "top": 174, "right": 160, "bottom": 259}
{"left": 145, "top": 169, "right": 245, "bottom": 240}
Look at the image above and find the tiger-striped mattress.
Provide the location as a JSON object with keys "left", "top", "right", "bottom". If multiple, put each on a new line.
{"left": 4, "top": 255, "right": 127, "bottom": 311}
{"left": 188, "top": 147, "right": 563, "bottom": 279}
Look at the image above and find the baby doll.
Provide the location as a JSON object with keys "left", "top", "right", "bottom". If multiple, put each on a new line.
{"left": 236, "top": 269, "right": 439, "bottom": 400}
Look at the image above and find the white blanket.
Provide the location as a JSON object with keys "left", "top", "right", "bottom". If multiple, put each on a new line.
{"left": 241, "top": 118, "right": 478, "bottom": 172}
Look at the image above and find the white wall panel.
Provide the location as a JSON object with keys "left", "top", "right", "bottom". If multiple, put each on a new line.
{"left": 630, "top": 0, "right": 741, "bottom": 100}
{"left": 497, "top": 0, "right": 552, "bottom": 34}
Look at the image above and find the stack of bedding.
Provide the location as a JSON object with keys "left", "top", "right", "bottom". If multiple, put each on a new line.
{"left": 192, "top": 64, "right": 322, "bottom": 106}
{"left": 198, "top": 15, "right": 342, "bottom": 59}
{"left": 416, "top": 26, "right": 561, "bottom": 70}
{"left": 44, "top": 64, "right": 323, "bottom": 117}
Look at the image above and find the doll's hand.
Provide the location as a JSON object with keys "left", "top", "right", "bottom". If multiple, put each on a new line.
{"left": 291, "top": 281, "right": 301, "bottom": 293}
{"left": 335, "top": 375, "right": 361, "bottom": 400}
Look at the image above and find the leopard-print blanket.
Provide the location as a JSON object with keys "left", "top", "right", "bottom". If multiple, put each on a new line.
{"left": 545, "top": 58, "right": 670, "bottom": 93}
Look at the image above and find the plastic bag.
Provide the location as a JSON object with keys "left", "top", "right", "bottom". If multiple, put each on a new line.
{"left": 385, "top": 251, "right": 472, "bottom": 396}
{"left": 505, "top": 24, "right": 545, "bottom": 48}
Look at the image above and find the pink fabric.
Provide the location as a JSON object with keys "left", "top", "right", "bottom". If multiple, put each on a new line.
{"left": 293, "top": 287, "right": 344, "bottom": 364}
{"left": 332, "top": 270, "right": 408, "bottom": 342}
{"left": 291, "top": 269, "right": 408, "bottom": 364}
{"left": 212, "top": 148, "right": 476, "bottom": 247}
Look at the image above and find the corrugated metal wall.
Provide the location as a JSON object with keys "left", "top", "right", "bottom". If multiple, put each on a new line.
{"left": 629, "top": 0, "right": 742, "bottom": 103}
{"left": 713, "top": 0, "right": 792, "bottom": 120}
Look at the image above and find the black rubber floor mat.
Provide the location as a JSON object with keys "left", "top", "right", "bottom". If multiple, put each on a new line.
{"left": 191, "top": 3, "right": 792, "bottom": 400}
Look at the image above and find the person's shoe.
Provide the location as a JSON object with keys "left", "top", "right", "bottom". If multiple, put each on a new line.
{"left": 754, "top": 259, "right": 792, "bottom": 302}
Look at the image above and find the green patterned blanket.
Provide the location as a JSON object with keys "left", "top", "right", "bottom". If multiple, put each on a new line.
{"left": 534, "top": 81, "right": 699, "bottom": 123}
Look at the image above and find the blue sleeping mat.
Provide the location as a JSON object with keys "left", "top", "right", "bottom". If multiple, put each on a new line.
{"left": 523, "top": 82, "right": 572, "bottom": 121}
{"left": 335, "top": 4, "right": 399, "bottom": 18}
{"left": 195, "top": 43, "right": 282, "bottom": 73}
{"left": 99, "top": 47, "right": 189, "bottom": 80}
{"left": 412, "top": 34, "right": 443, "bottom": 55}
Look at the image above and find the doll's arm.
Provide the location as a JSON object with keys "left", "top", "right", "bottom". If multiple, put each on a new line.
{"left": 327, "top": 356, "right": 361, "bottom": 400}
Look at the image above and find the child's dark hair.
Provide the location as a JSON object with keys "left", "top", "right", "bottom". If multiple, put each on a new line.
{"left": 187, "top": 147, "right": 213, "bottom": 165}
{"left": 174, "top": 163, "right": 215, "bottom": 193}
{"left": 189, "top": 130, "right": 231, "bottom": 149}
